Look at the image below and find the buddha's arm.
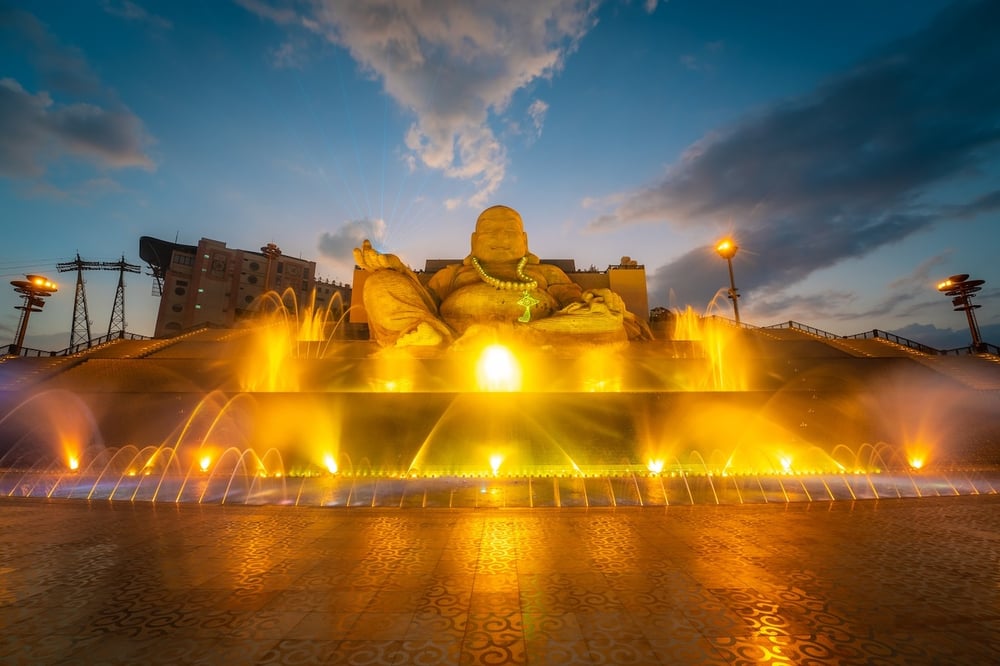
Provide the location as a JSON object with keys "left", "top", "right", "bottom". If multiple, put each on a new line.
{"left": 425, "top": 266, "right": 460, "bottom": 306}
{"left": 539, "top": 266, "right": 584, "bottom": 307}
{"left": 355, "top": 239, "right": 440, "bottom": 314}
{"left": 539, "top": 265, "right": 627, "bottom": 316}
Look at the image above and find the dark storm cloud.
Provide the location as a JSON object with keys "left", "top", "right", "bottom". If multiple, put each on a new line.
{"left": 592, "top": 0, "right": 1000, "bottom": 308}
{"left": 0, "top": 8, "right": 155, "bottom": 178}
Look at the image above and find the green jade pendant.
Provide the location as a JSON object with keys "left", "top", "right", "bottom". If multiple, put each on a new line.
{"left": 517, "top": 290, "right": 540, "bottom": 322}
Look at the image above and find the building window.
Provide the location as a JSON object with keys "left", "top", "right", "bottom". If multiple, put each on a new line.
{"left": 248, "top": 275, "right": 258, "bottom": 285}
{"left": 249, "top": 261, "right": 260, "bottom": 272}
{"left": 174, "top": 287, "right": 186, "bottom": 296}
{"left": 171, "top": 304, "right": 183, "bottom": 313}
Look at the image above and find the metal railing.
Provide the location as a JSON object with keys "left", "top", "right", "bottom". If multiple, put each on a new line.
{"left": 841, "top": 329, "right": 938, "bottom": 355}
{"left": 760, "top": 321, "right": 996, "bottom": 356}
{"left": 938, "top": 342, "right": 1000, "bottom": 356}
{"left": 5, "top": 331, "right": 152, "bottom": 358}
{"left": 701, "top": 314, "right": 758, "bottom": 331}
{"left": 761, "top": 320, "right": 842, "bottom": 340}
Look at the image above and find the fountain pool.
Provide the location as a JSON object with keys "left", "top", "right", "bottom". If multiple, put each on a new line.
{"left": 1, "top": 299, "right": 998, "bottom": 506}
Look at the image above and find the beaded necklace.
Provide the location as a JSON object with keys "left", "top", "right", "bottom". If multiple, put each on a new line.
{"left": 470, "top": 256, "right": 537, "bottom": 290}
{"left": 470, "top": 256, "right": 540, "bottom": 322}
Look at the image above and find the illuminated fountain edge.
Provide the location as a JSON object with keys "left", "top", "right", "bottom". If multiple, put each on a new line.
{"left": 2, "top": 459, "right": 998, "bottom": 507}
{"left": 2, "top": 305, "right": 998, "bottom": 507}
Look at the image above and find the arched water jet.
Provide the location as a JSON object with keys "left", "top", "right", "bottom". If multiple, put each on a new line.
{"left": 107, "top": 446, "right": 162, "bottom": 500}
{"left": 83, "top": 445, "right": 141, "bottom": 500}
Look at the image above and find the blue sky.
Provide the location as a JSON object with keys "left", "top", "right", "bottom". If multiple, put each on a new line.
{"left": 2, "top": 0, "right": 998, "bottom": 350}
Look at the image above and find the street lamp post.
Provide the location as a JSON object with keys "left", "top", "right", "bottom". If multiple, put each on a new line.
{"left": 260, "top": 243, "right": 282, "bottom": 292}
{"left": 716, "top": 239, "right": 741, "bottom": 324}
{"left": 9, "top": 274, "right": 58, "bottom": 355}
{"left": 936, "top": 274, "right": 986, "bottom": 350}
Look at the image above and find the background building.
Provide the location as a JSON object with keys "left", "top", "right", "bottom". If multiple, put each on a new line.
{"left": 140, "top": 236, "right": 350, "bottom": 338}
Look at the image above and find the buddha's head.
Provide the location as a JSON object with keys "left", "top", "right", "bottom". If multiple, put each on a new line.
{"left": 471, "top": 205, "right": 528, "bottom": 263}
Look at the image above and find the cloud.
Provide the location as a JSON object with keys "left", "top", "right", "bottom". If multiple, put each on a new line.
{"left": 746, "top": 252, "right": 950, "bottom": 329}
{"left": 1, "top": 7, "right": 100, "bottom": 96}
{"left": 239, "top": 0, "right": 599, "bottom": 208}
{"left": 100, "top": 0, "right": 172, "bottom": 30}
{"left": 589, "top": 1, "right": 1000, "bottom": 309}
{"left": 0, "top": 78, "right": 154, "bottom": 177}
{"left": 679, "top": 40, "right": 723, "bottom": 72}
{"left": 526, "top": 99, "right": 549, "bottom": 139}
{"left": 890, "top": 321, "right": 1000, "bottom": 351}
{"left": 269, "top": 41, "right": 307, "bottom": 69}
{"left": 317, "top": 217, "right": 388, "bottom": 264}
{"left": 0, "top": 9, "right": 155, "bottom": 180}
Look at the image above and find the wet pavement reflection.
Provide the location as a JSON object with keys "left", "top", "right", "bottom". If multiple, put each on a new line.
{"left": 1, "top": 496, "right": 998, "bottom": 664}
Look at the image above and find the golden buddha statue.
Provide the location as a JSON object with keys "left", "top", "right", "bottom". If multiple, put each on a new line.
{"left": 353, "top": 205, "right": 652, "bottom": 347}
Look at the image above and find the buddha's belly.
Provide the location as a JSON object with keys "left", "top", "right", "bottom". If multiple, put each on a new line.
{"left": 440, "top": 283, "right": 557, "bottom": 331}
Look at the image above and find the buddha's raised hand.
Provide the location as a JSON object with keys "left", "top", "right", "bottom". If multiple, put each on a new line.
{"left": 353, "top": 239, "right": 409, "bottom": 273}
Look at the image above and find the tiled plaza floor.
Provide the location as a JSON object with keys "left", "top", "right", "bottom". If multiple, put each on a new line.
{"left": 1, "top": 496, "right": 998, "bottom": 665}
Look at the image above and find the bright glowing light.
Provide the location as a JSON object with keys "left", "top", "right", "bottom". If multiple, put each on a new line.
{"left": 67, "top": 456, "right": 79, "bottom": 471}
{"left": 779, "top": 456, "right": 792, "bottom": 472}
{"left": 324, "top": 454, "right": 338, "bottom": 474}
{"left": 476, "top": 344, "right": 522, "bottom": 392}
{"left": 199, "top": 456, "right": 211, "bottom": 472}
{"left": 909, "top": 457, "right": 924, "bottom": 470}
{"left": 716, "top": 238, "right": 738, "bottom": 259}
{"left": 489, "top": 454, "right": 504, "bottom": 475}
{"left": 647, "top": 459, "right": 664, "bottom": 474}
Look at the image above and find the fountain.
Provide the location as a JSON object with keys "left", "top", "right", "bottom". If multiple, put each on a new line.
{"left": 1, "top": 206, "right": 998, "bottom": 506}
{"left": 1, "top": 291, "right": 998, "bottom": 507}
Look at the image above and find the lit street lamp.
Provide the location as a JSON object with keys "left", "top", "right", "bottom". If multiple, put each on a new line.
{"left": 936, "top": 274, "right": 986, "bottom": 350}
{"left": 716, "top": 239, "right": 741, "bottom": 324}
{"left": 9, "top": 274, "right": 58, "bottom": 355}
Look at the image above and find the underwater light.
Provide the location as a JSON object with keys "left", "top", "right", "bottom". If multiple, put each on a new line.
{"left": 476, "top": 344, "right": 522, "bottom": 391}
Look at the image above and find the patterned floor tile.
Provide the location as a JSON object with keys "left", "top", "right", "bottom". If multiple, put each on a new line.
{"left": 0, "top": 496, "right": 997, "bottom": 665}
